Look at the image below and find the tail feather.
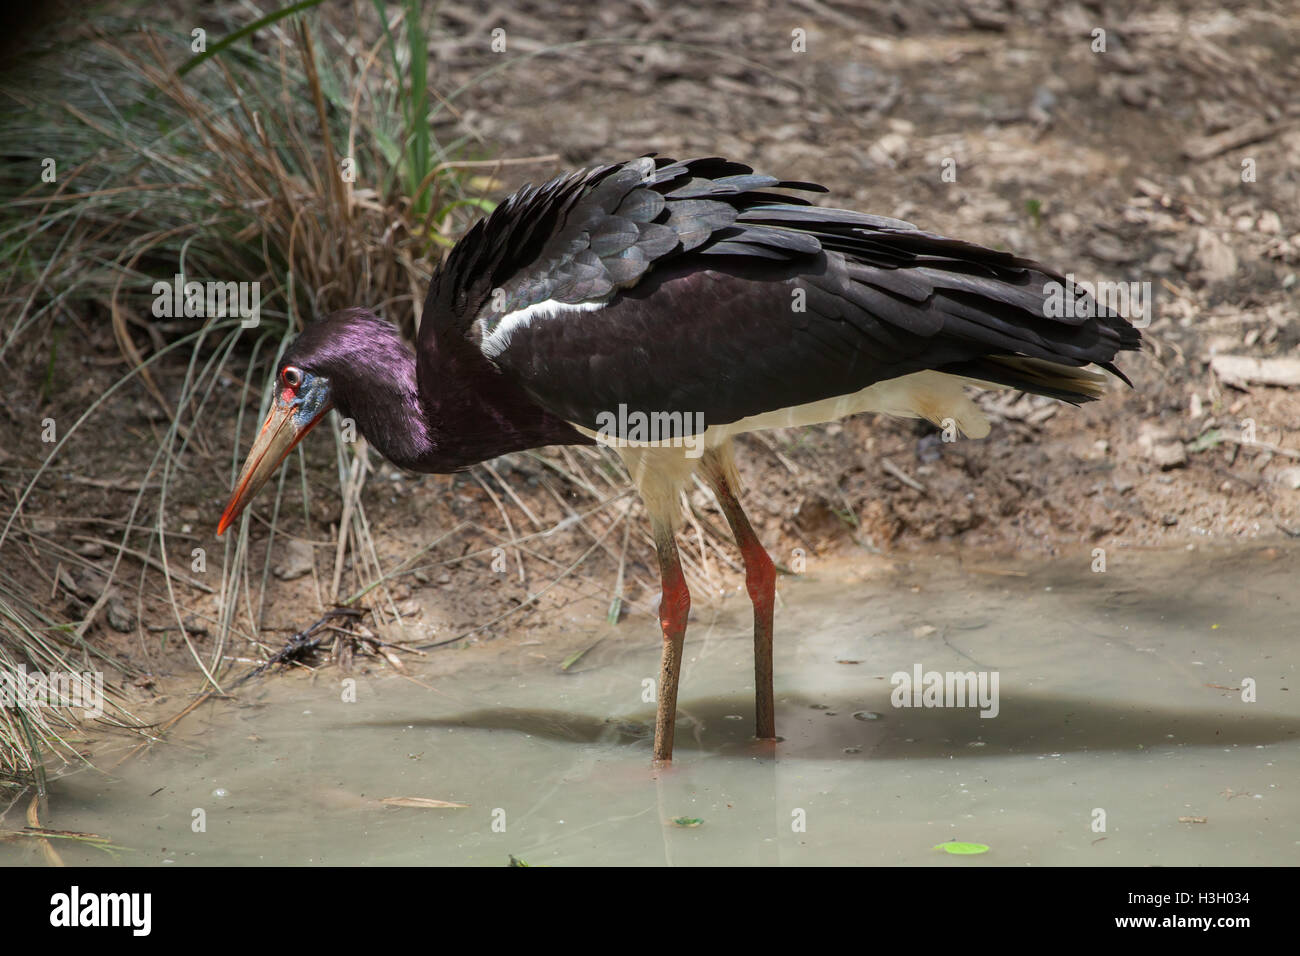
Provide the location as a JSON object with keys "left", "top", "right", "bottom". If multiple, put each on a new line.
{"left": 942, "top": 354, "right": 1115, "bottom": 404}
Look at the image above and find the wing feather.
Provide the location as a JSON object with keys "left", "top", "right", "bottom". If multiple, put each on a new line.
{"left": 419, "top": 156, "right": 1140, "bottom": 436}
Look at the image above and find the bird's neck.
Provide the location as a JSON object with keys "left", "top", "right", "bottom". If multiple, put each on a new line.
{"left": 339, "top": 335, "right": 586, "bottom": 473}
{"left": 331, "top": 343, "right": 435, "bottom": 471}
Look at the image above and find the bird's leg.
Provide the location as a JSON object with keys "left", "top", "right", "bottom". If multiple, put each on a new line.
{"left": 702, "top": 455, "right": 777, "bottom": 741}
{"left": 652, "top": 518, "right": 691, "bottom": 762}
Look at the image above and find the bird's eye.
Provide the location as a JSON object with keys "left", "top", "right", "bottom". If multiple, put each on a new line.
{"left": 281, "top": 366, "right": 303, "bottom": 389}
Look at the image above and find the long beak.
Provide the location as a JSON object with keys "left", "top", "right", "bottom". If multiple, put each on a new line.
{"left": 217, "top": 397, "right": 330, "bottom": 536}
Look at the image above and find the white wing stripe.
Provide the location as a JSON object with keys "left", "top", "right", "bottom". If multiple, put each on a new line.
{"left": 480, "top": 299, "right": 609, "bottom": 358}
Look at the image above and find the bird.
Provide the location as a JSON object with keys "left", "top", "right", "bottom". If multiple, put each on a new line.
{"left": 218, "top": 155, "right": 1140, "bottom": 762}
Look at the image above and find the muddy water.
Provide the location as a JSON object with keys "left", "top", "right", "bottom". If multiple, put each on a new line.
{"left": 10, "top": 544, "right": 1299, "bottom": 866}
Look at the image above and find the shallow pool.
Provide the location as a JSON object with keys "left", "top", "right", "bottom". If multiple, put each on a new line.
{"left": 11, "top": 543, "right": 1298, "bottom": 866}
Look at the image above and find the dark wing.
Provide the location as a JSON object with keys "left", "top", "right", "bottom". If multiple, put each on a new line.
{"left": 421, "top": 156, "right": 823, "bottom": 342}
{"left": 427, "top": 156, "right": 1140, "bottom": 434}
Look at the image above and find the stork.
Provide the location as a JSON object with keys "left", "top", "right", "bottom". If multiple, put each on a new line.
{"left": 218, "top": 156, "right": 1140, "bottom": 762}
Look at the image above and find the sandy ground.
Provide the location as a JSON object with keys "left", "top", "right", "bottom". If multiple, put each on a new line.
{"left": 1, "top": 0, "right": 1298, "bottom": 735}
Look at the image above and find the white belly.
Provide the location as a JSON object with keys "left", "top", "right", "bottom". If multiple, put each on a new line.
{"left": 569, "top": 369, "right": 996, "bottom": 520}
{"left": 571, "top": 368, "right": 992, "bottom": 449}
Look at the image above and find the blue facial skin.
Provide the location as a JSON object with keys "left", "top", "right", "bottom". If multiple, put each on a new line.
{"left": 281, "top": 367, "right": 333, "bottom": 430}
{"left": 220, "top": 365, "right": 338, "bottom": 535}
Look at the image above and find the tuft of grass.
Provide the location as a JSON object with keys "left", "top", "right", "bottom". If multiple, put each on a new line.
{"left": 1025, "top": 197, "right": 1043, "bottom": 228}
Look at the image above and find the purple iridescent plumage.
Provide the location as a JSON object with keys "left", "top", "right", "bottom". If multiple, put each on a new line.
{"left": 278, "top": 307, "right": 590, "bottom": 472}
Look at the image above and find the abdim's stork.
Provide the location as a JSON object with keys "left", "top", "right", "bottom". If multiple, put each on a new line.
{"left": 218, "top": 156, "right": 1140, "bottom": 762}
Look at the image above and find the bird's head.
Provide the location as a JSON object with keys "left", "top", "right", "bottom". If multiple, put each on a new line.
{"left": 218, "top": 308, "right": 422, "bottom": 536}
{"left": 217, "top": 351, "right": 334, "bottom": 537}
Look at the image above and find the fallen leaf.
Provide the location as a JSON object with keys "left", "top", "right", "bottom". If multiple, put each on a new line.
{"left": 381, "top": 797, "right": 469, "bottom": 809}
{"left": 934, "top": 841, "right": 990, "bottom": 855}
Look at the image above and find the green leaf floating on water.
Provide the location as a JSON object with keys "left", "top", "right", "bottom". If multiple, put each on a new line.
{"left": 671, "top": 817, "right": 704, "bottom": 828}
{"left": 560, "top": 637, "right": 604, "bottom": 672}
{"left": 934, "top": 841, "right": 990, "bottom": 855}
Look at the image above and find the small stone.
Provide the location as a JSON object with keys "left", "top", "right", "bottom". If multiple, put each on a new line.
{"left": 1195, "top": 228, "right": 1238, "bottom": 282}
{"left": 1275, "top": 467, "right": 1300, "bottom": 490}
{"left": 912, "top": 624, "right": 938, "bottom": 638}
{"left": 1138, "top": 424, "right": 1187, "bottom": 470}
{"left": 272, "top": 539, "right": 315, "bottom": 581}
{"left": 1087, "top": 234, "right": 1134, "bottom": 264}
{"left": 1147, "top": 250, "right": 1173, "bottom": 273}
{"left": 1118, "top": 78, "right": 1149, "bottom": 107}
{"left": 72, "top": 569, "right": 103, "bottom": 600}
{"left": 106, "top": 597, "right": 134, "bottom": 633}
{"left": 867, "top": 132, "right": 908, "bottom": 168}
{"left": 1151, "top": 442, "right": 1188, "bottom": 470}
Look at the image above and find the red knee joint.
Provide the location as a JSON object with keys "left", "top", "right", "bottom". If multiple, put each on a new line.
{"left": 741, "top": 543, "right": 776, "bottom": 609}
{"left": 659, "top": 579, "right": 691, "bottom": 636}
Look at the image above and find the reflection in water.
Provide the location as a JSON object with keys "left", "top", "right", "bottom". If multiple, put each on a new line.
{"left": 368, "top": 690, "right": 1300, "bottom": 756}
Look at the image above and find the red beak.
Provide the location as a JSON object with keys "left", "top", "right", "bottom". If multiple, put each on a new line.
{"left": 218, "top": 395, "right": 330, "bottom": 535}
